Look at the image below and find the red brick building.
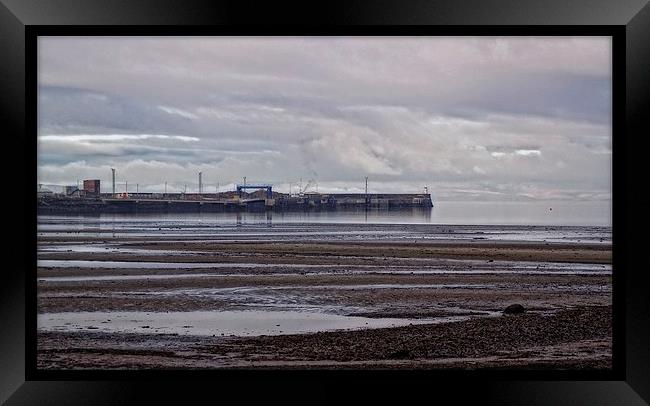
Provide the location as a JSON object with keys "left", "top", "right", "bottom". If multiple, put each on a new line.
{"left": 83, "top": 179, "right": 100, "bottom": 196}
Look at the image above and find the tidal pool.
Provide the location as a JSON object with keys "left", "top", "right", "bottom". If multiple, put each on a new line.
{"left": 37, "top": 310, "right": 465, "bottom": 337}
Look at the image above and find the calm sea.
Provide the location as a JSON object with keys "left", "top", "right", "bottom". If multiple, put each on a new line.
{"left": 38, "top": 200, "right": 611, "bottom": 226}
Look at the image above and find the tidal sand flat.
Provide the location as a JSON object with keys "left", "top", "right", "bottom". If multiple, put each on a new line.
{"left": 36, "top": 214, "right": 612, "bottom": 369}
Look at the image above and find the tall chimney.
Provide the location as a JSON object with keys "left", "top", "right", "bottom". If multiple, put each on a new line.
{"left": 111, "top": 168, "right": 116, "bottom": 197}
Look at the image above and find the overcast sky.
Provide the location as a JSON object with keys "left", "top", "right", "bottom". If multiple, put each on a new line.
{"left": 37, "top": 36, "right": 611, "bottom": 204}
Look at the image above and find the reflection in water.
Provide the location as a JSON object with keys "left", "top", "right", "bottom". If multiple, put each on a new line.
{"left": 46, "top": 207, "right": 434, "bottom": 226}
{"left": 265, "top": 207, "right": 433, "bottom": 225}
{"left": 37, "top": 199, "right": 611, "bottom": 227}
{"left": 38, "top": 310, "right": 459, "bottom": 337}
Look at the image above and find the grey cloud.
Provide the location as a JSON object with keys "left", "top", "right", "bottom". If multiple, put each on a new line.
{"left": 38, "top": 86, "right": 193, "bottom": 135}
{"left": 37, "top": 36, "right": 612, "bottom": 209}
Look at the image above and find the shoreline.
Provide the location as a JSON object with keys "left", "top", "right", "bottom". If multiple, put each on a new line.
{"left": 37, "top": 239, "right": 612, "bottom": 264}
{"left": 37, "top": 218, "right": 612, "bottom": 370}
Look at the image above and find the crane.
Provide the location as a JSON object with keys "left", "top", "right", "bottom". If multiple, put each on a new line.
{"left": 298, "top": 179, "right": 316, "bottom": 196}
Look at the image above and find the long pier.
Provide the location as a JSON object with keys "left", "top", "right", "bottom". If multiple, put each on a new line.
{"left": 38, "top": 193, "right": 433, "bottom": 214}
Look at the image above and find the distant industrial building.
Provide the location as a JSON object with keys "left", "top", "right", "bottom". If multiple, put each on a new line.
{"left": 64, "top": 185, "right": 80, "bottom": 196}
{"left": 37, "top": 188, "right": 54, "bottom": 197}
{"left": 83, "top": 179, "right": 101, "bottom": 196}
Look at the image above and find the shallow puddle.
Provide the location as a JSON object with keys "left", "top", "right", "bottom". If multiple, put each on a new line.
{"left": 37, "top": 259, "right": 611, "bottom": 275}
{"left": 37, "top": 310, "right": 460, "bottom": 337}
{"left": 38, "top": 273, "right": 224, "bottom": 282}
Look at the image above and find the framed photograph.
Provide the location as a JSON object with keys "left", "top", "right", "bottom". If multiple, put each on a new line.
{"left": 2, "top": 0, "right": 649, "bottom": 404}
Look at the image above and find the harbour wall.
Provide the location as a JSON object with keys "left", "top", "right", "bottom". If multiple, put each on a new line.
{"left": 38, "top": 193, "right": 433, "bottom": 214}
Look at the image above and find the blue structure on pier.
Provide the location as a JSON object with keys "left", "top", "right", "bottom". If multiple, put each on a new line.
{"left": 236, "top": 184, "right": 273, "bottom": 198}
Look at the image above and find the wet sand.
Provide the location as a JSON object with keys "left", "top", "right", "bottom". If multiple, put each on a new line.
{"left": 37, "top": 220, "right": 612, "bottom": 369}
{"left": 37, "top": 306, "right": 611, "bottom": 370}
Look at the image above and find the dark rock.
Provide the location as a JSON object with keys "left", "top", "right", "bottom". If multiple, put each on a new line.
{"left": 503, "top": 304, "right": 526, "bottom": 314}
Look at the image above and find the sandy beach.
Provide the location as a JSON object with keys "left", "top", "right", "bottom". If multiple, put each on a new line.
{"left": 36, "top": 216, "right": 612, "bottom": 369}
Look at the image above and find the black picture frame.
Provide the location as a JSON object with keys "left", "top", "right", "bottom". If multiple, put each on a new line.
{"left": 2, "top": 0, "right": 649, "bottom": 404}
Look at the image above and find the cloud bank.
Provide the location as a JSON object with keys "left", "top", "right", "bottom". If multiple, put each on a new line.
{"left": 37, "top": 37, "right": 611, "bottom": 205}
